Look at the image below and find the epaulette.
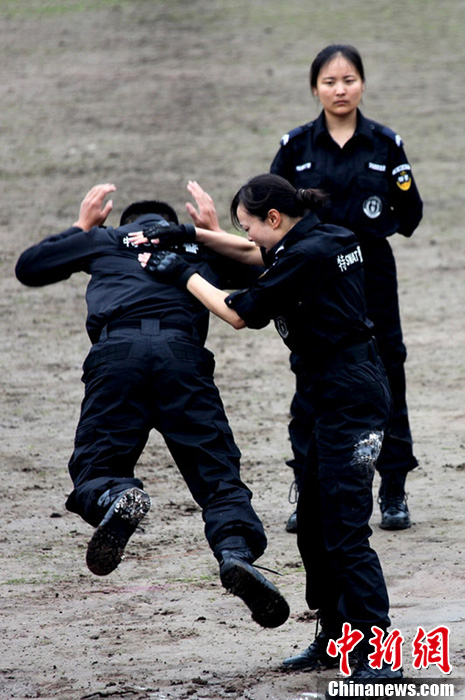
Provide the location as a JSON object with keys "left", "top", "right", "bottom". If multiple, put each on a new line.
{"left": 369, "top": 120, "right": 403, "bottom": 147}
{"left": 280, "top": 122, "right": 314, "bottom": 146}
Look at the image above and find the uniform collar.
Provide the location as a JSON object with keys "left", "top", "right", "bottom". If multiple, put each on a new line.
{"left": 117, "top": 213, "right": 170, "bottom": 234}
{"left": 314, "top": 109, "right": 374, "bottom": 145}
{"left": 132, "top": 213, "right": 168, "bottom": 226}
{"left": 268, "top": 212, "right": 322, "bottom": 257}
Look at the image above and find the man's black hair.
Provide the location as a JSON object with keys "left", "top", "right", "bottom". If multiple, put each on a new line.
{"left": 119, "top": 200, "right": 179, "bottom": 226}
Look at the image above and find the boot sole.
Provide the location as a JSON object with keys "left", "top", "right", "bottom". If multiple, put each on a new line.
{"left": 220, "top": 559, "right": 290, "bottom": 628}
{"left": 379, "top": 516, "right": 411, "bottom": 530}
{"left": 86, "top": 488, "right": 151, "bottom": 576}
{"left": 283, "top": 644, "right": 338, "bottom": 671}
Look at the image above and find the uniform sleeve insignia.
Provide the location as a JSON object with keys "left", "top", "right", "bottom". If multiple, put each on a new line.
{"left": 275, "top": 316, "right": 289, "bottom": 339}
{"left": 392, "top": 163, "right": 412, "bottom": 191}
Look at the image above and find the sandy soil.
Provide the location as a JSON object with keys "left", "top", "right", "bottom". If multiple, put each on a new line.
{"left": 1, "top": 2, "right": 464, "bottom": 699}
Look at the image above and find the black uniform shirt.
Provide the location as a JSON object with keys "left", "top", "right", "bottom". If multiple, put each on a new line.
{"left": 270, "top": 110, "right": 423, "bottom": 240}
{"left": 225, "top": 213, "right": 373, "bottom": 363}
{"left": 15, "top": 213, "right": 260, "bottom": 345}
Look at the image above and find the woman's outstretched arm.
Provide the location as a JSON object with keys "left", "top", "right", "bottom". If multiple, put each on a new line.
{"left": 186, "top": 273, "right": 246, "bottom": 329}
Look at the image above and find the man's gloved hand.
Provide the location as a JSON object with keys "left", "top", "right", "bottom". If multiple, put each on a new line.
{"left": 145, "top": 251, "right": 196, "bottom": 286}
{"left": 143, "top": 223, "right": 196, "bottom": 246}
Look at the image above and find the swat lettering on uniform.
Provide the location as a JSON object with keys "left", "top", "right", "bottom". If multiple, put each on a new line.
{"left": 121, "top": 235, "right": 137, "bottom": 248}
{"left": 296, "top": 162, "right": 312, "bottom": 172}
{"left": 119, "top": 234, "right": 199, "bottom": 255}
{"left": 336, "top": 245, "right": 363, "bottom": 273}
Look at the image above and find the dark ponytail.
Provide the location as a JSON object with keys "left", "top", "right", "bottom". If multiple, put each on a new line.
{"left": 230, "top": 173, "right": 327, "bottom": 229}
{"left": 296, "top": 187, "right": 327, "bottom": 209}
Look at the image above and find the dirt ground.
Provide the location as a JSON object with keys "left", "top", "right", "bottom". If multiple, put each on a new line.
{"left": 1, "top": 1, "right": 464, "bottom": 699}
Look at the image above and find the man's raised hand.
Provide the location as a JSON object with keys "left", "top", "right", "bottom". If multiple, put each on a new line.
{"left": 73, "top": 183, "right": 116, "bottom": 231}
{"left": 185, "top": 180, "right": 221, "bottom": 231}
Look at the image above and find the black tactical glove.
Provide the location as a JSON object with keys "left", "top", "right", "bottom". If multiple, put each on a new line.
{"left": 143, "top": 223, "right": 196, "bottom": 246}
{"left": 145, "top": 251, "right": 196, "bottom": 286}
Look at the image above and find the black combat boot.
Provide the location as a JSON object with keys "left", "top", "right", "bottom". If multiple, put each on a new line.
{"left": 379, "top": 470, "right": 411, "bottom": 530}
{"left": 349, "top": 641, "right": 403, "bottom": 680}
{"left": 283, "top": 613, "right": 340, "bottom": 671}
{"left": 215, "top": 536, "right": 290, "bottom": 629}
{"left": 326, "top": 641, "right": 403, "bottom": 697}
{"left": 86, "top": 486, "right": 151, "bottom": 576}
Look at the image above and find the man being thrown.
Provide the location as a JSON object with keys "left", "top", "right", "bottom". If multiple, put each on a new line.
{"left": 15, "top": 182, "right": 289, "bottom": 630}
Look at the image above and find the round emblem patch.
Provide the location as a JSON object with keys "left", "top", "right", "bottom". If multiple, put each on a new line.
{"left": 396, "top": 171, "right": 412, "bottom": 191}
{"left": 363, "top": 195, "right": 383, "bottom": 219}
{"left": 275, "top": 316, "right": 289, "bottom": 339}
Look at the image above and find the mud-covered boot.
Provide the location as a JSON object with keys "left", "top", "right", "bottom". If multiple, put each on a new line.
{"left": 86, "top": 486, "right": 151, "bottom": 576}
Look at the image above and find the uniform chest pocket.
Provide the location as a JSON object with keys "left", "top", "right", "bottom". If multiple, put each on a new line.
{"left": 345, "top": 174, "right": 397, "bottom": 238}
{"left": 294, "top": 170, "right": 324, "bottom": 190}
{"left": 357, "top": 174, "right": 389, "bottom": 194}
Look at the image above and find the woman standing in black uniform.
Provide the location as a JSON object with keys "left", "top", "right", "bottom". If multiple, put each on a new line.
{"left": 135, "top": 174, "right": 401, "bottom": 678}
{"left": 271, "top": 45, "right": 423, "bottom": 533}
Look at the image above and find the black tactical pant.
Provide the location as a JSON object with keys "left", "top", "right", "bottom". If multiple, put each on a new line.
{"left": 287, "top": 237, "right": 416, "bottom": 487}
{"left": 296, "top": 342, "right": 392, "bottom": 637}
{"left": 66, "top": 320, "right": 267, "bottom": 559}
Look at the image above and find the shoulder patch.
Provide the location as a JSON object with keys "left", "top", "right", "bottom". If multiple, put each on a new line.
{"left": 280, "top": 122, "right": 313, "bottom": 146}
{"left": 392, "top": 163, "right": 412, "bottom": 191}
